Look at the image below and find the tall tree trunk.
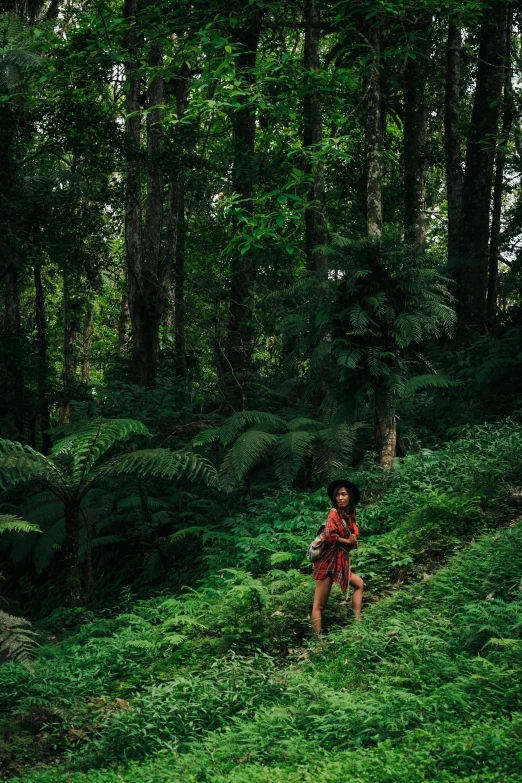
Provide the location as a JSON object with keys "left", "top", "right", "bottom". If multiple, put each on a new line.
{"left": 123, "top": 2, "right": 180, "bottom": 386}
{"left": 303, "top": 0, "right": 327, "bottom": 270}
{"left": 364, "top": 20, "right": 395, "bottom": 467}
{"left": 444, "top": 22, "right": 463, "bottom": 270}
{"left": 365, "top": 21, "right": 383, "bottom": 239}
{"left": 59, "top": 276, "right": 79, "bottom": 425}
{"left": 225, "top": 13, "right": 262, "bottom": 388}
{"left": 403, "top": 29, "right": 430, "bottom": 244}
{"left": 81, "top": 304, "right": 94, "bottom": 385}
{"left": 173, "top": 69, "right": 189, "bottom": 385}
{"left": 64, "top": 499, "right": 82, "bottom": 606}
{"left": 458, "top": 3, "right": 508, "bottom": 327}
{"left": 3, "top": 260, "right": 24, "bottom": 439}
{"left": 34, "top": 265, "right": 52, "bottom": 454}
{"left": 488, "top": 10, "right": 513, "bottom": 322}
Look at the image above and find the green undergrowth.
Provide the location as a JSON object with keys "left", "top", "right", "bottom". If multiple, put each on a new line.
{"left": 1, "top": 420, "right": 522, "bottom": 780}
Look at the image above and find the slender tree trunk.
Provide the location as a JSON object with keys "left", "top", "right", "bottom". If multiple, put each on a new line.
{"left": 34, "top": 265, "right": 52, "bottom": 454}
{"left": 81, "top": 304, "right": 94, "bottom": 385}
{"left": 3, "top": 260, "right": 24, "bottom": 439}
{"left": 458, "top": 2, "right": 508, "bottom": 327}
{"left": 488, "top": 11, "right": 513, "bottom": 322}
{"left": 64, "top": 499, "right": 82, "bottom": 606}
{"left": 303, "top": 0, "right": 327, "bottom": 270}
{"left": 444, "top": 22, "right": 463, "bottom": 270}
{"left": 60, "top": 276, "right": 79, "bottom": 425}
{"left": 374, "top": 386, "right": 396, "bottom": 470}
{"left": 404, "top": 37, "right": 429, "bottom": 244}
{"left": 172, "top": 70, "right": 189, "bottom": 385}
{"left": 365, "top": 21, "right": 383, "bottom": 239}
{"left": 225, "top": 13, "right": 262, "bottom": 387}
{"left": 118, "top": 294, "right": 130, "bottom": 349}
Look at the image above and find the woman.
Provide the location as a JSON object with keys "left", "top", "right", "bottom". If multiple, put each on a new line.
{"left": 311, "top": 479, "right": 364, "bottom": 637}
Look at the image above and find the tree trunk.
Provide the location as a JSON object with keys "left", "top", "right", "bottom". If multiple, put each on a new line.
{"left": 404, "top": 36, "right": 429, "bottom": 244}
{"left": 81, "top": 304, "right": 94, "bottom": 385}
{"left": 60, "top": 276, "right": 79, "bottom": 425}
{"left": 172, "top": 70, "right": 189, "bottom": 385}
{"left": 34, "top": 265, "right": 52, "bottom": 454}
{"left": 487, "top": 10, "right": 513, "bottom": 322}
{"left": 365, "top": 21, "right": 383, "bottom": 239}
{"left": 118, "top": 294, "right": 130, "bottom": 349}
{"left": 3, "top": 262, "right": 24, "bottom": 437}
{"left": 303, "top": 0, "right": 327, "bottom": 270}
{"left": 374, "top": 386, "right": 396, "bottom": 469}
{"left": 225, "top": 13, "right": 262, "bottom": 386}
{"left": 3, "top": 259, "right": 24, "bottom": 439}
{"left": 123, "top": 3, "right": 181, "bottom": 387}
{"left": 458, "top": 3, "right": 509, "bottom": 327}
{"left": 64, "top": 499, "right": 82, "bottom": 606}
{"left": 444, "top": 22, "right": 463, "bottom": 270}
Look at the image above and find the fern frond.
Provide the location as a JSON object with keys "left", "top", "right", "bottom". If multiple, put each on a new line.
{"left": 273, "top": 431, "right": 315, "bottom": 486}
{"left": 224, "top": 430, "right": 278, "bottom": 484}
{"left": 0, "top": 515, "right": 40, "bottom": 535}
{"left": 53, "top": 418, "right": 150, "bottom": 486}
{"left": 0, "top": 610, "right": 37, "bottom": 666}
{"left": 401, "top": 374, "right": 459, "bottom": 397}
{"left": 94, "top": 449, "right": 218, "bottom": 488}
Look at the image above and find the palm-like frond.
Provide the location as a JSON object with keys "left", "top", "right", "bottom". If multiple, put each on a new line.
{"left": 53, "top": 418, "right": 150, "bottom": 487}
{"left": 94, "top": 449, "right": 218, "bottom": 488}
{"left": 0, "top": 440, "right": 66, "bottom": 493}
{"left": 401, "top": 374, "right": 459, "bottom": 397}
{"left": 0, "top": 515, "right": 40, "bottom": 535}
{"left": 0, "top": 610, "right": 37, "bottom": 666}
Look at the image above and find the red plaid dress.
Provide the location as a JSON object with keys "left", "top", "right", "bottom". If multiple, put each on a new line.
{"left": 312, "top": 508, "right": 358, "bottom": 592}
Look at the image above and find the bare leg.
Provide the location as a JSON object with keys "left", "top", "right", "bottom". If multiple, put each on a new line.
{"left": 311, "top": 577, "right": 333, "bottom": 640}
{"left": 349, "top": 572, "right": 364, "bottom": 620}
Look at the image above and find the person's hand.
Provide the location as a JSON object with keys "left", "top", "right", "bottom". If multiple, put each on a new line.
{"left": 347, "top": 533, "right": 357, "bottom": 544}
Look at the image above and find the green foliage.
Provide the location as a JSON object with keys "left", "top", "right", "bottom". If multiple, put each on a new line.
{"left": 194, "top": 411, "right": 364, "bottom": 489}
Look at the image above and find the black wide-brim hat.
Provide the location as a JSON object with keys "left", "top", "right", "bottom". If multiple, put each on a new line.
{"left": 327, "top": 479, "right": 361, "bottom": 505}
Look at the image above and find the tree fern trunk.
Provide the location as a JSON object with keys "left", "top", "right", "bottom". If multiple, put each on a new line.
{"left": 3, "top": 259, "right": 24, "bottom": 440}
{"left": 374, "top": 386, "right": 396, "bottom": 469}
{"left": 64, "top": 500, "right": 82, "bottom": 607}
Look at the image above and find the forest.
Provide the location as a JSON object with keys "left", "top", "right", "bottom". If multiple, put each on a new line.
{"left": 1, "top": 0, "right": 522, "bottom": 780}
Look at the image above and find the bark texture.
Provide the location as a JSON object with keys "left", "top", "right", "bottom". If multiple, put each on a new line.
{"left": 3, "top": 260, "right": 24, "bottom": 438}
{"left": 172, "top": 69, "right": 189, "bottom": 384}
{"left": 488, "top": 9, "right": 513, "bottom": 322}
{"left": 303, "top": 0, "right": 327, "bottom": 270}
{"left": 81, "top": 304, "right": 94, "bottom": 385}
{"left": 123, "top": 0, "right": 181, "bottom": 386}
{"left": 224, "top": 13, "right": 262, "bottom": 385}
{"left": 34, "top": 266, "right": 51, "bottom": 454}
{"left": 365, "top": 22, "right": 383, "bottom": 239}
{"left": 403, "top": 31, "right": 430, "bottom": 244}
{"left": 458, "top": 3, "right": 509, "bottom": 327}
{"left": 374, "top": 386, "right": 396, "bottom": 470}
{"left": 444, "top": 22, "right": 463, "bottom": 270}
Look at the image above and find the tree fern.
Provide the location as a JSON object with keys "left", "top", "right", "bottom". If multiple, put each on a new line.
{"left": 0, "top": 418, "right": 218, "bottom": 604}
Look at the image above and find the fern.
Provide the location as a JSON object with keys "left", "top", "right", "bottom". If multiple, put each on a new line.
{"left": 0, "top": 610, "right": 37, "bottom": 666}
{"left": 0, "top": 515, "right": 40, "bottom": 535}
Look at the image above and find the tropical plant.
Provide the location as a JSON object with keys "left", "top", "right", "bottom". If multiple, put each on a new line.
{"left": 0, "top": 418, "right": 217, "bottom": 604}
{"left": 0, "top": 515, "right": 40, "bottom": 665}
{"left": 193, "top": 410, "right": 364, "bottom": 490}
{"left": 278, "top": 235, "right": 457, "bottom": 467}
